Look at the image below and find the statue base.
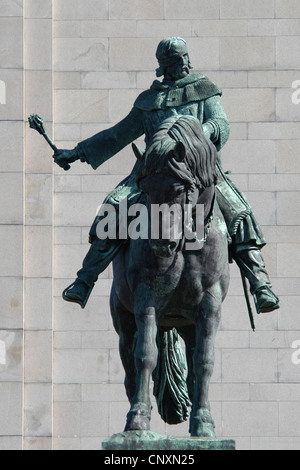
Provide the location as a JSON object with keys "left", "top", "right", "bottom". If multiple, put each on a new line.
{"left": 102, "top": 431, "right": 236, "bottom": 451}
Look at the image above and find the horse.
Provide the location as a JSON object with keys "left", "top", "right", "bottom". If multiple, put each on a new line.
{"left": 109, "top": 115, "right": 230, "bottom": 437}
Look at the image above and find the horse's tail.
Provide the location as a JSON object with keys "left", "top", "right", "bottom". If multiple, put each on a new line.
{"left": 152, "top": 328, "right": 191, "bottom": 425}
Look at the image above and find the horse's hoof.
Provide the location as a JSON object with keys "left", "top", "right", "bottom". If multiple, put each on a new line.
{"left": 189, "top": 409, "right": 216, "bottom": 438}
{"left": 190, "top": 422, "right": 216, "bottom": 438}
{"left": 124, "top": 403, "right": 151, "bottom": 431}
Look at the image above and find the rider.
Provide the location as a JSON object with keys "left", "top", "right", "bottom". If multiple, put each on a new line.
{"left": 54, "top": 37, "right": 280, "bottom": 315}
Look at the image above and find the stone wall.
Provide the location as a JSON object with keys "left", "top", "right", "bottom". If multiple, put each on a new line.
{"left": 0, "top": 0, "right": 300, "bottom": 450}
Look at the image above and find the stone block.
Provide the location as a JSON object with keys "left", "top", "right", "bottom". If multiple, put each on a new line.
{"left": 249, "top": 174, "right": 300, "bottom": 192}
{"left": 25, "top": 19, "right": 52, "bottom": 70}
{"left": 221, "top": 88, "right": 275, "bottom": 122}
{"left": 220, "top": 37, "right": 275, "bottom": 70}
{"left": 110, "top": 0, "right": 164, "bottom": 19}
{"left": 0, "top": 121, "right": 23, "bottom": 172}
{"left": 53, "top": 384, "right": 81, "bottom": 402}
{"left": 25, "top": 226, "right": 52, "bottom": 278}
{"left": 248, "top": 71, "right": 299, "bottom": 88}
{"left": 137, "top": 20, "right": 192, "bottom": 38}
{"left": 278, "top": 297, "right": 300, "bottom": 330}
{"left": 0, "top": 69, "right": 23, "bottom": 121}
{"left": 276, "top": 0, "right": 300, "bottom": 18}
{"left": 0, "top": 277, "right": 23, "bottom": 329}
{"left": 81, "top": 20, "right": 136, "bottom": 38}
{"left": 24, "top": 383, "right": 52, "bottom": 437}
{"left": 221, "top": 140, "right": 276, "bottom": 174}
{"left": 24, "top": 278, "right": 52, "bottom": 330}
{"left": 54, "top": 244, "right": 89, "bottom": 279}
{"left": 25, "top": 0, "right": 52, "bottom": 18}
{"left": 54, "top": 192, "right": 106, "bottom": 226}
{"left": 276, "top": 88, "right": 300, "bottom": 121}
{"left": 109, "top": 38, "right": 158, "bottom": 72}
{"left": 220, "top": 0, "right": 275, "bottom": 18}
{"left": 192, "top": 19, "right": 247, "bottom": 37}
{"left": 222, "top": 402, "right": 278, "bottom": 437}
{"left": 23, "top": 437, "right": 52, "bottom": 451}
{"left": 52, "top": 289, "right": 111, "bottom": 332}
{"left": 81, "top": 402, "right": 109, "bottom": 437}
{"left": 165, "top": 0, "right": 220, "bottom": 19}
{"left": 54, "top": 331, "right": 82, "bottom": 350}
{"left": 55, "top": 89, "right": 109, "bottom": 123}
{"left": 277, "top": 193, "right": 300, "bottom": 226}
{"left": 54, "top": 71, "right": 81, "bottom": 89}
{"left": 0, "top": 173, "right": 23, "bottom": 224}
{"left": 54, "top": 38, "right": 108, "bottom": 72}
{"left": 0, "top": 18, "right": 23, "bottom": 68}
{"left": 186, "top": 37, "right": 220, "bottom": 71}
{"left": 0, "top": 383, "right": 22, "bottom": 436}
{"left": 0, "top": 0, "right": 23, "bottom": 16}
{"left": 277, "top": 244, "right": 300, "bottom": 277}
{"left": 278, "top": 348, "right": 300, "bottom": 384}
{"left": 276, "top": 140, "right": 300, "bottom": 173}
{"left": 247, "top": 19, "right": 276, "bottom": 36}
{"left": 25, "top": 121, "right": 54, "bottom": 174}
{"left": 243, "top": 191, "right": 276, "bottom": 226}
{"left": 0, "top": 437, "right": 22, "bottom": 451}
{"left": 53, "top": 402, "right": 81, "bottom": 437}
{"left": 54, "top": 20, "right": 81, "bottom": 38}
{"left": 249, "top": 122, "right": 300, "bottom": 141}
{"left": 53, "top": 349, "right": 109, "bottom": 384}
{"left": 251, "top": 437, "right": 300, "bottom": 451}
{"left": 24, "top": 331, "right": 52, "bottom": 383}
{"left": 0, "top": 330, "right": 23, "bottom": 382}
{"left": 109, "top": 89, "right": 140, "bottom": 122}
{"left": 250, "top": 383, "right": 300, "bottom": 402}
{"left": 54, "top": 0, "right": 109, "bottom": 20}
{"left": 0, "top": 226, "right": 23, "bottom": 277}
{"left": 25, "top": 71, "right": 53, "bottom": 122}
{"left": 81, "top": 71, "right": 136, "bottom": 89}
{"left": 222, "top": 349, "right": 278, "bottom": 383}
{"left": 279, "top": 403, "right": 300, "bottom": 437}
{"left": 277, "top": 37, "right": 300, "bottom": 70}
{"left": 25, "top": 174, "right": 52, "bottom": 225}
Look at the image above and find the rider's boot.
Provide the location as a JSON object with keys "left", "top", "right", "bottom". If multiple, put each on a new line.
{"left": 233, "top": 247, "right": 280, "bottom": 314}
{"left": 63, "top": 238, "right": 124, "bottom": 308}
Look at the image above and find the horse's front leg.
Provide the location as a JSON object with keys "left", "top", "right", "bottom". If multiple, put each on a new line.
{"left": 125, "top": 285, "right": 158, "bottom": 431}
{"left": 189, "top": 292, "right": 222, "bottom": 438}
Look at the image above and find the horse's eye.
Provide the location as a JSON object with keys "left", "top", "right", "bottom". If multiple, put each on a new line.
{"left": 175, "top": 187, "right": 185, "bottom": 196}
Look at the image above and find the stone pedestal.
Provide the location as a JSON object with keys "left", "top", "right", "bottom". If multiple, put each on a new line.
{"left": 102, "top": 431, "right": 236, "bottom": 451}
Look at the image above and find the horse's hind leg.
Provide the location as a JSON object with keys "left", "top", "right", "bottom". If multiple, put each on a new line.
{"left": 190, "top": 292, "right": 222, "bottom": 437}
{"left": 110, "top": 286, "right": 137, "bottom": 404}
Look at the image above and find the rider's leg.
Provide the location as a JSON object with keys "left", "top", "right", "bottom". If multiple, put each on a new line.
{"left": 63, "top": 237, "right": 126, "bottom": 308}
{"left": 233, "top": 244, "right": 280, "bottom": 314}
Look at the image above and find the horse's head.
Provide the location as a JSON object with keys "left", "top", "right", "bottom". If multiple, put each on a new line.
{"left": 134, "top": 115, "right": 217, "bottom": 259}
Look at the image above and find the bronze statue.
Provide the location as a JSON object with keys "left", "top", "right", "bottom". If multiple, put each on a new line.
{"left": 30, "top": 37, "right": 280, "bottom": 436}
{"left": 53, "top": 37, "right": 279, "bottom": 317}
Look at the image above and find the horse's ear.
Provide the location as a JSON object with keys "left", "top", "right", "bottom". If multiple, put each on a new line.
{"left": 132, "top": 143, "right": 145, "bottom": 161}
{"left": 174, "top": 141, "right": 186, "bottom": 162}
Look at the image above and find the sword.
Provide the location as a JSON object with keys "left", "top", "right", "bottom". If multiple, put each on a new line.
{"left": 28, "top": 114, "right": 70, "bottom": 170}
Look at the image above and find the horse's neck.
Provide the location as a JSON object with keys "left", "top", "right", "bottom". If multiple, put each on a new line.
{"left": 196, "top": 185, "right": 215, "bottom": 221}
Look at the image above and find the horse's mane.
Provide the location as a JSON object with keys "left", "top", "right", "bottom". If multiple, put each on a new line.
{"left": 136, "top": 115, "right": 218, "bottom": 189}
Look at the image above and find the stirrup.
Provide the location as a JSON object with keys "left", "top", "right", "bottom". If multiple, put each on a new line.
{"left": 62, "top": 281, "right": 93, "bottom": 309}
{"left": 253, "top": 286, "right": 280, "bottom": 314}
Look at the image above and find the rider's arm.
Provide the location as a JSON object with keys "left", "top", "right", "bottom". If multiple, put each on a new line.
{"left": 54, "top": 107, "right": 144, "bottom": 171}
{"left": 76, "top": 107, "right": 144, "bottom": 170}
{"left": 203, "top": 95, "right": 230, "bottom": 151}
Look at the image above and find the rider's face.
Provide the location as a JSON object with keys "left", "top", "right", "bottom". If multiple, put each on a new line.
{"left": 163, "top": 44, "right": 190, "bottom": 81}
